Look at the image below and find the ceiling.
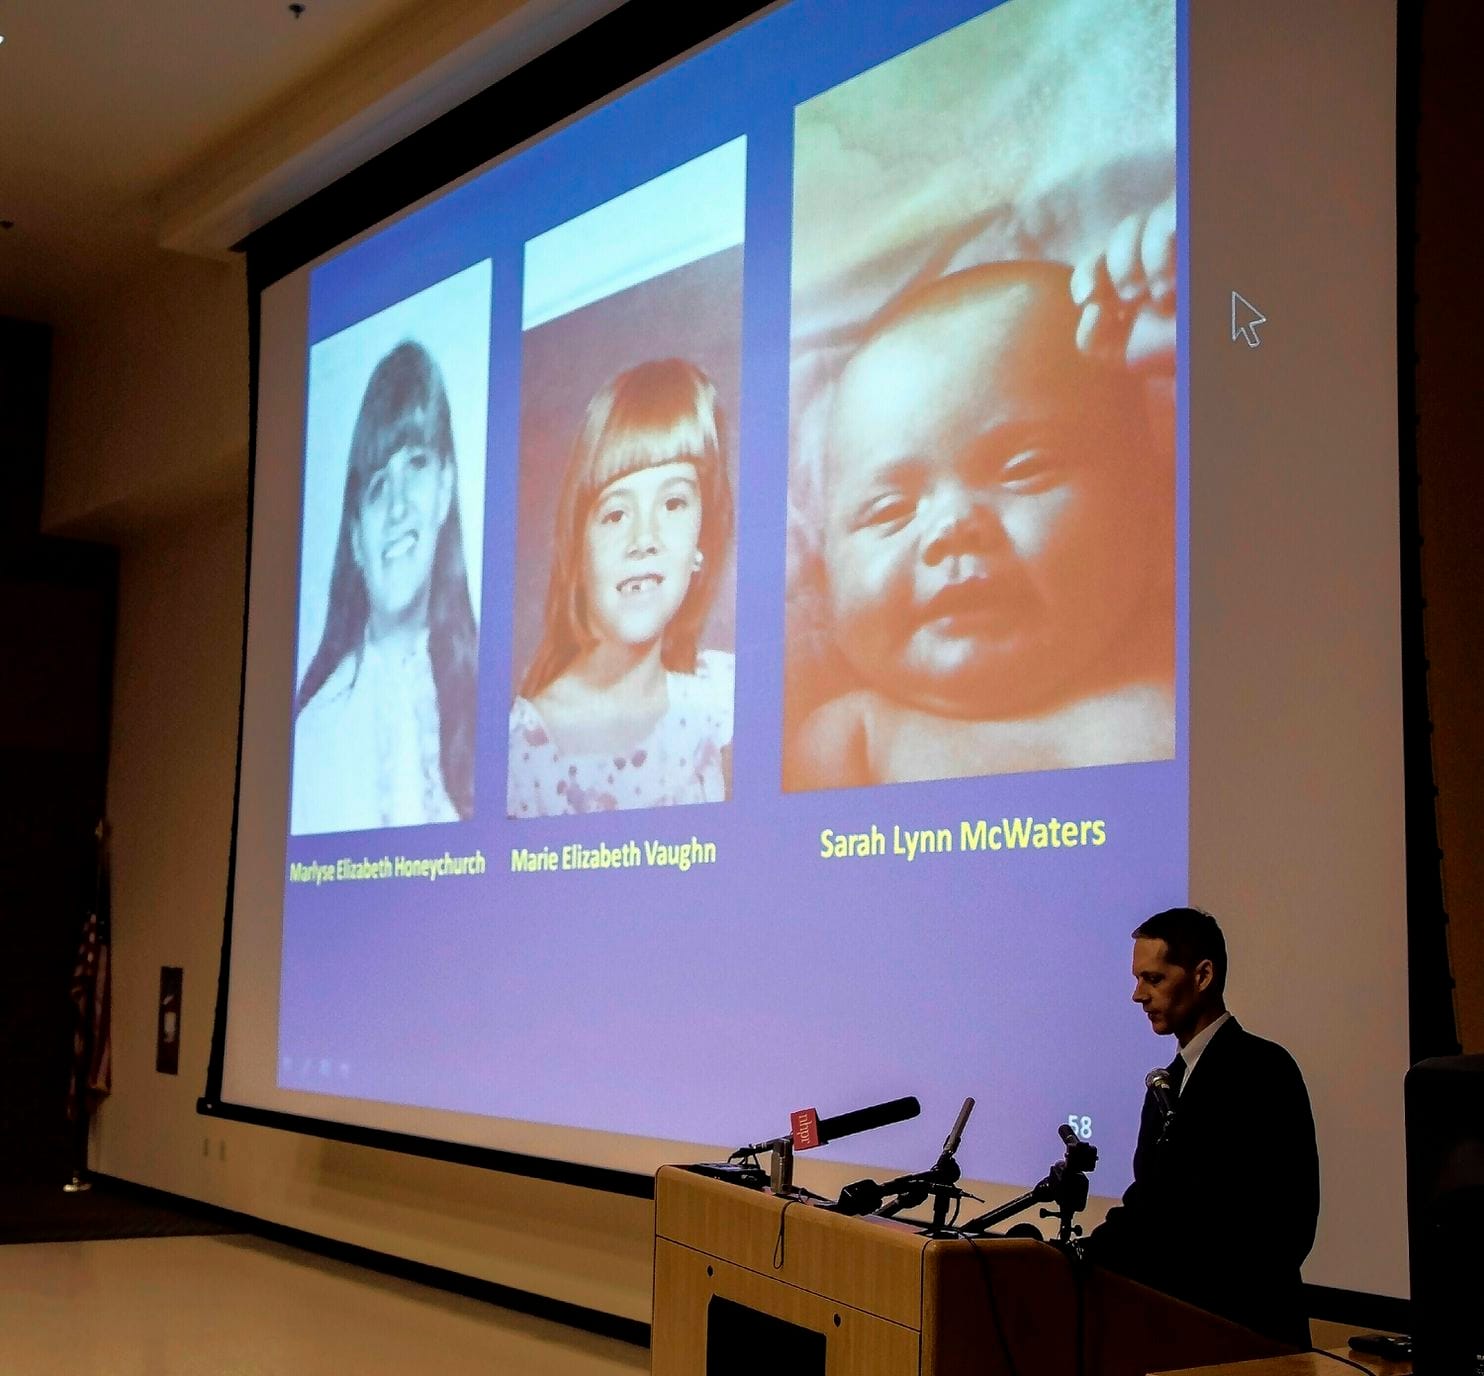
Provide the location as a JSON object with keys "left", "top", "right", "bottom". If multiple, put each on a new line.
{"left": 0, "top": 0, "right": 618, "bottom": 324}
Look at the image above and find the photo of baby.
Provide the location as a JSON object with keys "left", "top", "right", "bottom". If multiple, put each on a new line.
{"left": 783, "top": 0, "right": 1177, "bottom": 792}
{"left": 508, "top": 140, "right": 745, "bottom": 817}
{"left": 291, "top": 262, "right": 490, "bottom": 835}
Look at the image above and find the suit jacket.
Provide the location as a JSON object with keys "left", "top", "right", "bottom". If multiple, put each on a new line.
{"left": 1084, "top": 1017, "right": 1320, "bottom": 1347}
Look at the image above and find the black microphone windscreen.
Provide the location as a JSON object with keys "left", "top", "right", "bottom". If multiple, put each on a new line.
{"left": 817, "top": 1095, "right": 921, "bottom": 1145}
{"left": 834, "top": 1178, "right": 886, "bottom": 1216}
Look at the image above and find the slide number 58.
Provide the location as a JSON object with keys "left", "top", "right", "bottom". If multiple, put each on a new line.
{"left": 1068, "top": 1114, "right": 1093, "bottom": 1140}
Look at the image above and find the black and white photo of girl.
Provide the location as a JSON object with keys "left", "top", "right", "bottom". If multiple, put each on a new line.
{"left": 290, "top": 261, "right": 491, "bottom": 836}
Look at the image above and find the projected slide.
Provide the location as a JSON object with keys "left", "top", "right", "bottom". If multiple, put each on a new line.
{"left": 783, "top": 13, "right": 1176, "bottom": 790}
{"left": 509, "top": 142, "right": 744, "bottom": 817}
{"left": 262, "top": 0, "right": 1184, "bottom": 1195}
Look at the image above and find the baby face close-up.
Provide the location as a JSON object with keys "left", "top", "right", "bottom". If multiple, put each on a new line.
{"left": 582, "top": 459, "right": 703, "bottom": 649}
{"left": 354, "top": 442, "right": 453, "bottom": 633}
{"left": 822, "top": 271, "right": 1164, "bottom": 719}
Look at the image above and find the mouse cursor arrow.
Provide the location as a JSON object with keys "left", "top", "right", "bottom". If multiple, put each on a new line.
{"left": 1231, "top": 291, "right": 1266, "bottom": 348}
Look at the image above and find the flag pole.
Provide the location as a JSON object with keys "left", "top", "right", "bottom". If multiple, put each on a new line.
{"left": 63, "top": 817, "right": 110, "bottom": 1194}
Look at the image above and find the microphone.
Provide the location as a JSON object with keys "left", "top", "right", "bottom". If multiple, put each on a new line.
{"left": 1145, "top": 1067, "right": 1177, "bottom": 1138}
{"left": 924, "top": 1096, "right": 975, "bottom": 1185}
{"left": 835, "top": 1177, "right": 887, "bottom": 1216}
{"left": 1058, "top": 1122, "right": 1079, "bottom": 1150}
{"left": 732, "top": 1095, "right": 921, "bottom": 1160}
{"left": 835, "top": 1098, "right": 969, "bottom": 1219}
{"left": 816, "top": 1095, "right": 921, "bottom": 1147}
{"left": 941, "top": 1097, "right": 975, "bottom": 1157}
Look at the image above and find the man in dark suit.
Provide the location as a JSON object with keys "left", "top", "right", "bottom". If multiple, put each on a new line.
{"left": 1083, "top": 907, "right": 1320, "bottom": 1348}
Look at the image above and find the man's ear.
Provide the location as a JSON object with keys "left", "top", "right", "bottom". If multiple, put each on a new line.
{"left": 1193, "top": 957, "right": 1214, "bottom": 994}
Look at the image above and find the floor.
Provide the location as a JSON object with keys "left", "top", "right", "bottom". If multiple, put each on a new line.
{"left": 0, "top": 1177, "right": 236, "bottom": 1244}
{"left": 0, "top": 1229, "right": 1395, "bottom": 1374}
{"left": 0, "top": 1232, "right": 650, "bottom": 1375}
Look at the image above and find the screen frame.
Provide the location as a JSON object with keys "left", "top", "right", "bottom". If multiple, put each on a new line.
{"left": 199, "top": 0, "right": 1446, "bottom": 1330}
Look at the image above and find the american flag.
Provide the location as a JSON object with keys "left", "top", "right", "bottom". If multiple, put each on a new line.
{"left": 66, "top": 833, "right": 112, "bottom": 1122}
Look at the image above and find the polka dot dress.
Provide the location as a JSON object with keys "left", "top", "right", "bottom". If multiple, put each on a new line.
{"left": 507, "top": 651, "right": 734, "bottom": 817}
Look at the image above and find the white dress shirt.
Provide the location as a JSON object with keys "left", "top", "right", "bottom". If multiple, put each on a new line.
{"left": 1177, "top": 1010, "right": 1231, "bottom": 1095}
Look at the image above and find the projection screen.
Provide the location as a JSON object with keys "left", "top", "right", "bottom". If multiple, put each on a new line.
{"left": 212, "top": 0, "right": 1409, "bottom": 1303}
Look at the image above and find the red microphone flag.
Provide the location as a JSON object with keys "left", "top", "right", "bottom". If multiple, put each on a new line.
{"left": 790, "top": 1107, "right": 821, "bottom": 1150}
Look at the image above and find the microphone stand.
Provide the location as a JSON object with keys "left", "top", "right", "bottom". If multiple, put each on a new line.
{"left": 845, "top": 1097, "right": 980, "bottom": 1234}
{"left": 962, "top": 1130, "right": 1098, "bottom": 1247}
{"left": 873, "top": 1158, "right": 975, "bottom": 1233}
{"left": 769, "top": 1136, "right": 794, "bottom": 1195}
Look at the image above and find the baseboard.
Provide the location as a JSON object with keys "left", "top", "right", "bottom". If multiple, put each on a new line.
{"left": 86, "top": 1172, "right": 650, "bottom": 1349}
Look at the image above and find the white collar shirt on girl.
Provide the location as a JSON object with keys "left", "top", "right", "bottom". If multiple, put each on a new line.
{"left": 291, "top": 631, "right": 458, "bottom": 835}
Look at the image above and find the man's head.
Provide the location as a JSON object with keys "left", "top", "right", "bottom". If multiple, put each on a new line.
{"left": 1130, "top": 906, "right": 1228, "bottom": 1046}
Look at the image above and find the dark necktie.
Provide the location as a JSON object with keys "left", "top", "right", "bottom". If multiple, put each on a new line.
{"left": 1167, "top": 1053, "right": 1187, "bottom": 1097}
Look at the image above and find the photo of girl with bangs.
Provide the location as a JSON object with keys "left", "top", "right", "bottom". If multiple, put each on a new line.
{"left": 292, "top": 339, "right": 480, "bottom": 835}
{"left": 507, "top": 358, "right": 735, "bottom": 817}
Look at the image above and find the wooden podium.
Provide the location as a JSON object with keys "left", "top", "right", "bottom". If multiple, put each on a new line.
{"left": 653, "top": 1166, "right": 1293, "bottom": 1376}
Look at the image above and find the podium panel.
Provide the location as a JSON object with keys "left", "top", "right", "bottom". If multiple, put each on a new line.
{"left": 653, "top": 1166, "right": 1291, "bottom": 1376}
{"left": 656, "top": 1240, "right": 918, "bottom": 1375}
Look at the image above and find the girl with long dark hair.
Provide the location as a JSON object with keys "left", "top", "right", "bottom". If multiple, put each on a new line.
{"left": 292, "top": 340, "right": 478, "bottom": 833}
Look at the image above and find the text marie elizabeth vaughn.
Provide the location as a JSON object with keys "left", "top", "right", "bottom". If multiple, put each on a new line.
{"left": 508, "top": 836, "right": 717, "bottom": 875}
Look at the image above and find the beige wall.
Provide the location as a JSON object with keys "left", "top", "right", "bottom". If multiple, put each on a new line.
{"left": 45, "top": 251, "right": 654, "bottom": 1325}
{"left": 44, "top": 255, "right": 249, "bottom": 535}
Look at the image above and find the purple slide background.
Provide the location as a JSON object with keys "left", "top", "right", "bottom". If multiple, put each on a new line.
{"left": 272, "top": 0, "right": 1189, "bottom": 1195}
